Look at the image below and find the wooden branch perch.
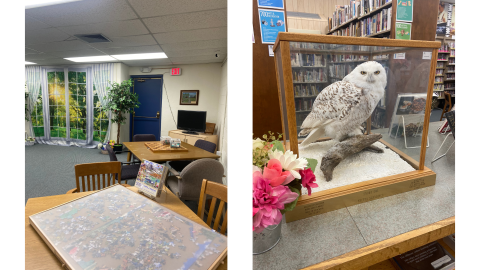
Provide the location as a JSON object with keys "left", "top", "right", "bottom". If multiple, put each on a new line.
{"left": 321, "top": 134, "right": 383, "bottom": 182}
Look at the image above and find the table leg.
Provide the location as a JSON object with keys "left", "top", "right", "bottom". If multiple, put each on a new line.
{"left": 127, "top": 151, "right": 132, "bottom": 162}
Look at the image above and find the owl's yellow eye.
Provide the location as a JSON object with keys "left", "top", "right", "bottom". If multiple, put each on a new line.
{"left": 360, "top": 71, "right": 366, "bottom": 75}
{"left": 374, "top": 71, "right": 380, "bottom": 75}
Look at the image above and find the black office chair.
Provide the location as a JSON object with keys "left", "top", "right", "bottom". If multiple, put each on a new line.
{"left": 167, "top": 140, "right": 217, "bottom": 172}
{"left": 132, "top": 134, "right": 157, "bottom": 162}
{"left": 106, "top": 145, "right": 141, "bottom": 184}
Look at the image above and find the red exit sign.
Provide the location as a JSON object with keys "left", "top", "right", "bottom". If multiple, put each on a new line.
{"left": 170, "top": 68, "right": 181, "bottom": 76}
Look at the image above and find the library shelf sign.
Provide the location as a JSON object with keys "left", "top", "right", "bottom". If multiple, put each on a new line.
{"left": 257, "top": 0, "right": 284, "bottom": 9}
{"left": 395, "top": 22, "right": 412, "bottom": 40}
{"left": 396, "top": 0, "right": 414, "bottom": 22}
{"left": 258, "top": 9, "right": 286, "bottom": 44}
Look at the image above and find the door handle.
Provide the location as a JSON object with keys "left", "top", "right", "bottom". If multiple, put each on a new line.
{"left": 133, "top": 111, "right": 160, "bottom": 118}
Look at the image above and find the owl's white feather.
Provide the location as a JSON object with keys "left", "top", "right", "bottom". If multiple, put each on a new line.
{"left": 299, "top": 61, "right": 387, "bottom": 146}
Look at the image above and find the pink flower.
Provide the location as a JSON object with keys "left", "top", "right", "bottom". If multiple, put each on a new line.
{"left": 253, "top": 207, "right": 260, "bottom": 231}
{"left": 299, "top": 168, "right": 318, "bottom": 196}
{"left": 253, "top": 172, "right": 299, "bottom": 232}
{"left": 263, "top": 159, "right": 295, "bottom": 186}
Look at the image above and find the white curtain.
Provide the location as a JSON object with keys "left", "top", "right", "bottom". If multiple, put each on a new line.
{"left": 92, "top": 63, "right": 114, "bottom": 143}
{"left": 25, "top": 66, "right": 42, "bottom": 137}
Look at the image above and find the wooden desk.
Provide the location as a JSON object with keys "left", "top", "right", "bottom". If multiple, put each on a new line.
{"left": 124, "top": 141, "right": 220, "bottom": 163}
{"left": 25, "top": 187, "right": 227, "bottom": 270}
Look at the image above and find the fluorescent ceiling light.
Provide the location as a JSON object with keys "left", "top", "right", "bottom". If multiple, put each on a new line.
{"left": 111, "top": 53, "right": 168, "bottom": 60}
{"left": 26, "top": 0, "right": 81, "bottom": 9}
{"left": 64, "top": 56, "right": 116, "bottom": 62}
{"left": 25, "top": 61, "right": 37, "bottom": 65}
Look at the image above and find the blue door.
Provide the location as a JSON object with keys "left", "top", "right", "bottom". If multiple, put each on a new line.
{"left": 130, "top": 76, "right": 162, "bottom": 141}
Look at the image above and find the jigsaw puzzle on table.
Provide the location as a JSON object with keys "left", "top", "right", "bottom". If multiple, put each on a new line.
{"left": 29, "top": 185, "right": 227, "bottom": 270}
{"left": 144, "top": 142, "right": 188, "bottom": 153}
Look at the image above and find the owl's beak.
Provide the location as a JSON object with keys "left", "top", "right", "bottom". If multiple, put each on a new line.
{"left": 367, "top": 74, "right": 375, "bottom": 83}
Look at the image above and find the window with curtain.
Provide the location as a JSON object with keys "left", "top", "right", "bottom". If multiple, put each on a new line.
{"left": 31, "top": 87, "right": 44, "bottom": 137}
{"left": 47, "top": 71, "right": 67, "bottom": 138}
{"left": 93, "top": 86, "right": 109, "bottom": 142}
{"left": 68, "top": 71, "right": 87, "bottom": 140}
{"left": 28, "top": 65, "right": 113, "bottom": 147}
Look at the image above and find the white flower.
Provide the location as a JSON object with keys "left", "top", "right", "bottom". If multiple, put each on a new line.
{"left": 253, "top": 138, "right": 265, "bottom": 150}
{"left": 268, "top": 149, "right": 308, "bottom": 179}
{"left": 253, "top": 165, "right": 262, "bottom": 173}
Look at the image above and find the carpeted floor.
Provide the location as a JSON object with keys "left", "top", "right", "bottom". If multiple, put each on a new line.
{"left": 24, "top": 144, "right": 202, "bottom": 214}
{"left": 25, "top": 145, "right": 132, "bottom": 204}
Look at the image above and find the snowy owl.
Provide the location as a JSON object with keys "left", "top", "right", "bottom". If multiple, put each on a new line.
{"left": 298, "top": 61, "right": 387, "bottom": 146}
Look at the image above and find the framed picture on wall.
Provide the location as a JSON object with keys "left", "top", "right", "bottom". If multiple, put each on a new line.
{"left": 180, "top": 90, "right": 199, "bottom": 105}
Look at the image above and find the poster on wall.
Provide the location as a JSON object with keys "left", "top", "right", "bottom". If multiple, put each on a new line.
{"left": 437, "top": 2, "right": 448, "bottom": 23}
{"left": 252, "top": 23, "right": 255, "bottom": 43}
{"left": 257, "top": 0, "right": 284, "bottom": 9}
{"left": 437, "top": 2, "right": 453, "bottom": 37}
{"left": 395, "top": 22, "right": 411, "bottom": 40}
{"left": 396, "top": 0, "right": 413, "bottom": 22}
{"left": 258, "top": 9, "right": 286, "bottom": 44}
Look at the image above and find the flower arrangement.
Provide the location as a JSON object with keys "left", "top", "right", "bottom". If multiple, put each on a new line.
{"left": 25, "top": 136, "right": 35, "bottom": 142}
{"left": 108, "top": 140, "right": 116, "bottom": 148}
{"left": 253, "top": 132, "right": 318, "bottom": 233}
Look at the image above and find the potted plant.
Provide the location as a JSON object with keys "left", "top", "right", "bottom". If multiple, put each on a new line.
{"left": 252, "top": 132, "right": 318, "bottom": 254}
{"left": 104, "top": 79, "right": 140, "bottom": 153}
{"left": 25, "top": 136, "right": 35, "bottom": 146}
{"left": 23, "top": 84, "right": 29, "bottom": 121}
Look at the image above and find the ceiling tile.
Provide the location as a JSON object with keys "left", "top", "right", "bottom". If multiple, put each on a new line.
{"left": 121, "top": 58, "right": 173, "bottom": 67}
{"left": 58, "top": 19, "right": 149, "bottom": 38}
{"left": 25, "top": 0, "right": 138, "bottom": 27}
{"left": 25, "top": 16, "right": 52, "bottom": 31}
{"left": 153, "top": 27, "right": 226, "bottom": 44}
{"left": 143, "top": 9, "right": 227, "bottom": 33}
{"left": 88, "top": 35, "right": 157, "bottom": 49}
{"left": 27, "top": 40, "right": 93, "bottom": 53}
{"left": 161, "top": 39, "right": 227, "bottom": 52}
{"left": 32, "top": 59, "right": 79, "bottom": 65}
{"left": 163, "top": 47, "right": 227, "bottom": 58}
{"left": 25, "top": 28, "right": 72, "bottom": 45}
{"left": 50, "top": 49, "right": 107, "bottom": 58}
{"left": 99, "top": 45, "right": 163, "bottom": 55}
{"left": 128, "top": 0, "right": 227, "bottom": 18}
{"left": 26, "top": 47, "right": 42, "bottom": 54}
{"left": 25, "top": 54, "right": 63, "bottom": 61}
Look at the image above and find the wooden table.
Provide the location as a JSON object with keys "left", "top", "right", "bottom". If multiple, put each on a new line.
{"left": 25, "top": 186, "right": 227, "bottom": 270}
{"left": 124, "top": 141, "right": 220, "bottom": 163}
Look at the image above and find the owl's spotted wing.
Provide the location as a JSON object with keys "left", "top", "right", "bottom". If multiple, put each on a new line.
{"left": 300, "top": 81, "right": 363, "bottom": 129}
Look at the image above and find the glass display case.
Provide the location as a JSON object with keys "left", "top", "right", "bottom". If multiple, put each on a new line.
{"left": 273, "top": 33, "right": 440, "bottom": 222}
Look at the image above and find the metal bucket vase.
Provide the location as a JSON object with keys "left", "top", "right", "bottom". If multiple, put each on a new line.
{"left": 253, "top": 215, "right": 283, "bottom": 254}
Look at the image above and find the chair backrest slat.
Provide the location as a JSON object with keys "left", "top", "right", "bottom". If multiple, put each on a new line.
{"left": 197, "top": 179, "right": 227, "bottom": 235}
{"left": 220, "top": 210, "right": 228, "bottom": 235}
{"left": 213, "top": 200, "right": 225, "bottom": 231}
{"left": 206, "top": 197, "right": 217, "bottom": 227}
{"left": 74, "top": 162, "right": 122, "bottom": 193}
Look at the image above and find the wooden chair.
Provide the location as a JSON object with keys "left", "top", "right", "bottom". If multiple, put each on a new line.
{"left": 197, "top": 179, "right": 227, "bottom": 235}
{"left": 67, "top": 161, "right": 130, "bottom": 193}
{"left": 440, "top": 92, "right": 452, "bottom": 121}
{"left": 205, "top": 122, "right": 216, "bottom": 134}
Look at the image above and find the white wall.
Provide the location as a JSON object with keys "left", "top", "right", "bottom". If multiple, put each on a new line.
{"left": 128, "top": 63, "right": 222, "bottom": 137}
{"left": 215, "top": 59, "right": 228, "bottom": 185}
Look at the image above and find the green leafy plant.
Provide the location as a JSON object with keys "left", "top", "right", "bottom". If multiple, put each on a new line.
{"left": 23, "top": 84, "right": 29, "bottom": 121}
{"left": 103, "top": 79, "right": 140, "bottom": 144}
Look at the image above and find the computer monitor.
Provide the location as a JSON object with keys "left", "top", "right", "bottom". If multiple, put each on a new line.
{"left": 177, "top": 110, "right": 207, "bottom": 134}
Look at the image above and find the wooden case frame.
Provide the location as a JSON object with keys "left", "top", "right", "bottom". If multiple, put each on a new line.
{"left": 273, "top": 33, "right": 440, "bottom": 222}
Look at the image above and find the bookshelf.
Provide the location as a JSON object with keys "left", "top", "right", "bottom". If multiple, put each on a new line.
{"left": 327, "top": 0, "right": 393, "bottom": 38}
{"left": 434, "top": 37, "right": 455, "bottom": 101}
